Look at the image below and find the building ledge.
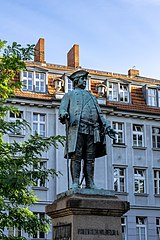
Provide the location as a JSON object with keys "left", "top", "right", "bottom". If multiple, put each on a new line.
{"left": 152, "top": 148, "right": 160, "bottom": 151}
{"left": 132, "top": 146, "right": 147, "bottom": 150}
{"left": 134, "top": 193, "right": 149, "bottom": 197}
{"left": 9, "top": 134, "right": 25, "bottom": 138}
{"left": 112, "top": 143, "right": 127, "bottom": 148}
{"left": 32, "top": 187, "right": 48, "bottom": 191}
{"left": 154, "top": 194, "right": 160, "bottom": 197}
{"left": 115, "top": 192, "right": 128, "bottom": 196}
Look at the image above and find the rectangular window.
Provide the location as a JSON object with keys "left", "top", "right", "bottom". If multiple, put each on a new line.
{"left": 154, "top": 170, "right": 160, "bottom": 194}
{"left": 34, "top": 160, "right": 47, "bottom": 187}
{"left": 68, "top": 78, "right": 73, "bottom": 91}
{"left": 35, "top": 72, "right": 46, "bottom": 92}
{"left": 136, "top": 217, "right": 147, "bottom": 240}
{"left": 107, "top": 82, "right": 129, "bottom": 103}
{"left": 33, "top": 113, "right": 46, "bottom": 137}
{"left": 156, "top": 218, "right": 160, "bottom": 240}
{"left": 22, "top": 71, "right": 46, "bottom": 93}
{"left": 112, "top": 122, "right": 124, "bottom": 144}
{"left": 119, "top": 84, "right": 129, "bottom": 103}
{"left": 108, "top": 82, "right": 118, "bottom": 101}
{"left": 9, "top": 111, "right": 24, "bottom": 135}
{"left": 152, "top": 127, "right": 160, "bottom": 148}
{"left": 133, "top": 124, "right": 144, "bottom": 147}
{"left": 134, "top": 169, "right": 146, "bottom": 194}
{"left": 158, "top": 90, "right": 160, "bottom": 107}
{"left": 32, "top": 213, "right": 46, "bottom": 239}
{"left": 22, "top": 71, "right": 33, "bottom": 91}
{"left": 114, "top": 167, "right": 125, "bottom": 192}
{"left": 8, "top": 227, "right": 23, "bottom": 237}
{"left": 121, "top": 217, "right": 127, "bottom": 240}
{"left": 148, "top": 88, "right": 157, "bottom": 106}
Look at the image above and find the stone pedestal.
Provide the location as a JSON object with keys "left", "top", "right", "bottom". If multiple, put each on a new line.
{"left": 46, "top": 189, "right": 130, "bottom": 240}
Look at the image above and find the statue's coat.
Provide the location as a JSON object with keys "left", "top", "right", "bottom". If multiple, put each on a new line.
{"left": 59, "top": 89, "right": 109, "bottom": 159}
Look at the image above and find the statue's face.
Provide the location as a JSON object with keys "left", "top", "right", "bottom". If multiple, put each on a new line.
{"left": 76, "top": 76, "right": 87, "bottom": 89}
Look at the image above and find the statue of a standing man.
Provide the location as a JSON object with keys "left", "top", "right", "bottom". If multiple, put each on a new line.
{"left": 59, "top": 70, "right": 116, "bottom": 189}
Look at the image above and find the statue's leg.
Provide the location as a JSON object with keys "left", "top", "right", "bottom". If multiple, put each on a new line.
{"left": 70, "top": 133, "right": 84, "bottom": 189}
{"left": 84, "top": 134, "right": 95, "bottom": 189}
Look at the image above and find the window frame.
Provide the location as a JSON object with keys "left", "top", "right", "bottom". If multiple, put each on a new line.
{"left": 8, "top": 227, "right": 23, "bottom": 238}
{"left": 154, "top": 169, "right": 160, "bottom": 195}
{"left": 156, "top": 217, "right": 160, "bottom": 240}
{"left": 108, "top": 82, "right": 119, "bottom": 101}
{"left": 35, "top": 72, "right": 46, "bottom": 93}
{"left": 33, "top": 160, "right": 47, "bottom": 188}
{"left": 136, "top": 217, "right": 147, "bottom": 240}
{"left": 107, "top": 81, "right": 130, "bottom": 103}
{"left": 152, "top": 127, "right": 160, "bottom": 149}
{"left": 121, "top": 217, "right": 127, "bottom": 240}
{"left": 148, "top": 88, "right": 157, "bottom": 107}
{"left": 147, "top": 87, "right": 160, "bottom": 107}
{"left": 113, "top": 167, "right": 126, "bottom": 192}
{"left": 22, "top": 70, "right": 46, "bottom": 93}
{"left": 9, "top": 111, "right": 24, "bottom": 136}
{"left": 134, "top": 169, "right": 146, "bottom": 194}
{"left": 33, "top": 113, "right": 46, "bottom": 137}
{"left": 22, "top": 71, "right": 34, "bottom": 91}
{"left": 112, "top": 122, "right": 125, "bottom": 144}
{"left": 32, "top": 212, "right": 46, "bottom": 239}
{"left": 133, "top": 124, "right": 144, "bottom": 147}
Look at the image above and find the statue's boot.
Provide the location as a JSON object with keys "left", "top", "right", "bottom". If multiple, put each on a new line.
{"left": 85, "top": 160, "right": 95, "bottom": 189}
{"left": 70, "top": 156, "right": 81, "bottom": 189}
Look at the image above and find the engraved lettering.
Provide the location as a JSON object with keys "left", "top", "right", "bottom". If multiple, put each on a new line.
{"left": 78, "top": 228, "right": 119, "bottom": 236}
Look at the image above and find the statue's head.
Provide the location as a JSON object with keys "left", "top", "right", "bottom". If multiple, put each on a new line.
{"left": 68, "top": 70, "right": 89, "bottom": 89}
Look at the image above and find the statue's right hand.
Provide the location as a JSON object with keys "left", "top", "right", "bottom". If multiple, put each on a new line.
{"left": 59, "top": 112, "right": 69, "bottom": 124}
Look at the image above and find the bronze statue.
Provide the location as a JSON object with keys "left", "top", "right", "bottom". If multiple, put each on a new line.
{"left": 59, "top": 70, "right": 116, "bottom": 189}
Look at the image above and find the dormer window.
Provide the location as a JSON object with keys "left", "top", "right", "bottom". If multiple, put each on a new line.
{"left": 119, "top": 84, "right": 129, "bottom": 102}
{"left": 148, "top": 88, "right": 160, "bottom": 107}
{"left": 144, "top": 85, "right": 160, "bottom": 107}
{"left": 22, "top": 70, "right": 46, "bottom": 93}
{"left": 23, "top": 71, "right": 33, "bottom": 91}
{"left": 107, "top": 81, "right": 130, "bottom": 103}
{"left": 108, "top": 82, "right": 118, "bottom": 101}
{"left": 148, "top": 88, "right": 157, "bottom": 106}
{"left": 35, "top": 73, "right": 46, "bottom": 92}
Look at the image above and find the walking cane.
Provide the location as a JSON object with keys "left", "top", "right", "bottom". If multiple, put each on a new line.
{"left": 65, "top": 118, "right": 70, "bottom": 190}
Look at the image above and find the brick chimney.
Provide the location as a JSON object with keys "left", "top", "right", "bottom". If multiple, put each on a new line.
{"left": 67, "top": 44, "right": 79, "bottom": 68}
{"left": 34, "top": 38, "right": 45, "bottom": 63}
{"left": 128, "top": 68, "right": 139, "bottom": 77}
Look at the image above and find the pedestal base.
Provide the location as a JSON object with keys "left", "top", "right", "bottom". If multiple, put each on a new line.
{"left": 46, "top": 189, "right": 130, "bottom": 240}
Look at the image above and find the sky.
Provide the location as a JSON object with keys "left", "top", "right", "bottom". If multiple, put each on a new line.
{"left": 1, "top": 0, "right": 160, "bottom": 79}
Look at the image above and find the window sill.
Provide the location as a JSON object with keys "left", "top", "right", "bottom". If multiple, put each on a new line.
{"left": 112, "top": 143, "right": 127, "bottom": 148}
{"left": 32, "top": 187, "right": 48, "bottom": 191}
{"left": 132, "top": 146, "right": 147, "bottom": 150}
{"left": 115, "top": 192, "right": 128, "bottom": 196}
{"left": 30, "top": 238, "right": 47, "bottom": 240}
{"left": 154, "top": 194, "right": 160, "bottom": 197}
{"left": 152, "top": 148, "right": 160, "bottom": 151}
{"left": 9, "top": 134, "right": 25, "bottom": 138}
{"left": 134, "top": 193, "right": 149, "bottom": 197}
{"left": 22, "top": 90, "right": 47, "bottom": 94}
{"left": 107, "top": 100, "right": 130, "bottom": 104}
{"left": 147, "top": 104, "right": 159, "bottom": 108}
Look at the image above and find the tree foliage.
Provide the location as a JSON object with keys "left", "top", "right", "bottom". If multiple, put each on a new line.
{"left": 0, "top": 40, "right": 65, "bottom": 239}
